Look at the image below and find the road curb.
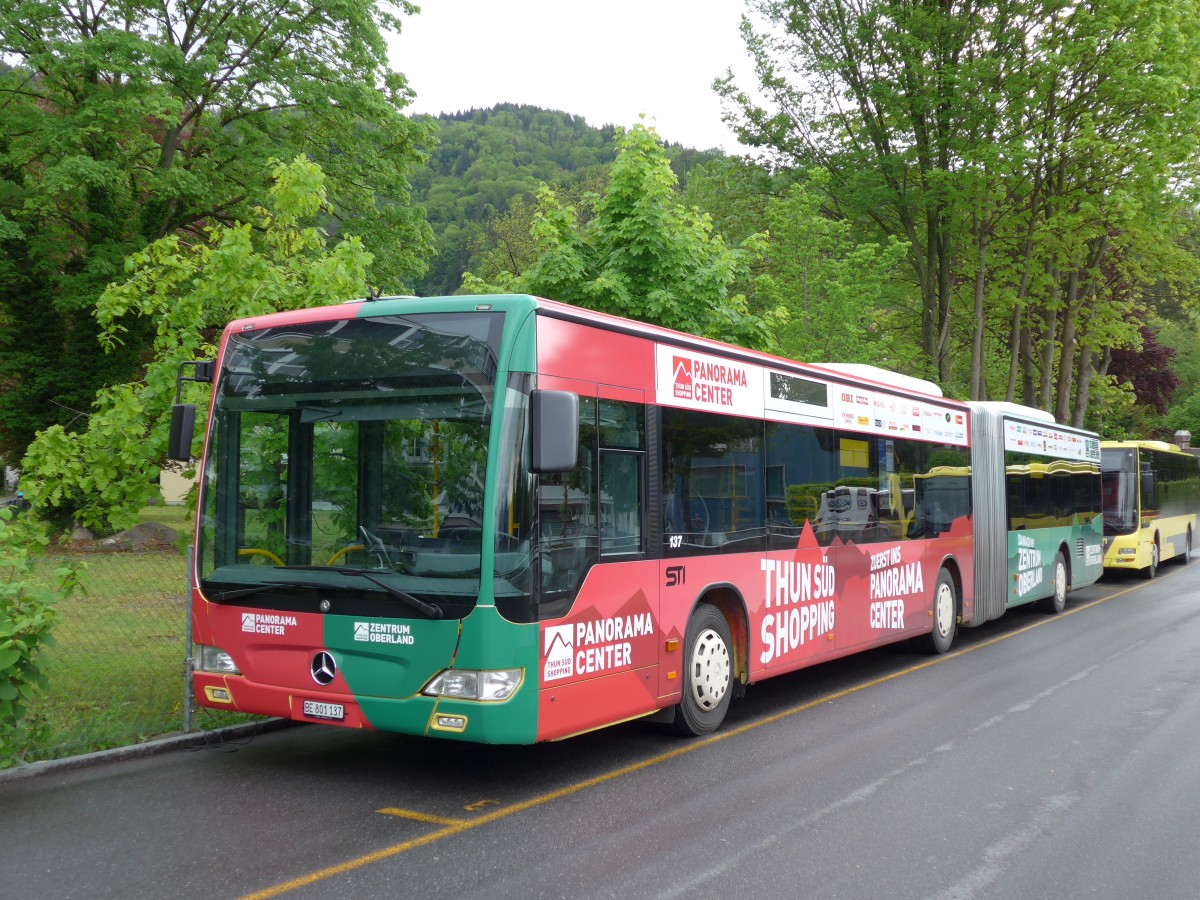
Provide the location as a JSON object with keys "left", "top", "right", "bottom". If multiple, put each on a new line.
{"left": 0, "top": 718, "right": 296, "bottom": 785}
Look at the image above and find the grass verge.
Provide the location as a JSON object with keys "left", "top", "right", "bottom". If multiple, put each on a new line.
{"left": 12, "top": 508, "right": 259, "bottom": 765}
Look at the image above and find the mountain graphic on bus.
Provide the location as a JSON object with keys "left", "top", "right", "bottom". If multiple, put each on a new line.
{"left": 544, "top": 624, "right": 573, "bottom": 656}
{"left": 543, "top": 624, "right": 574, "bottom": 681}
{"left": 673, "top": 356, "right": 692, "bottom": 399}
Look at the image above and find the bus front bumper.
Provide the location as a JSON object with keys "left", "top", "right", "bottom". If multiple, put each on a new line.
{"left": 193, "top": 672, "right": 536, "bottom": 743}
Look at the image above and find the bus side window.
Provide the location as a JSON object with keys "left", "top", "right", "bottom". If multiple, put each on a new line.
{"left": 600, "top": 451, "right": 642, "bottom": 555}
{"left": 764, "top": 422, "right": 837, "bottom": 550}
{"left": 662, "top": 408, "right": 764, "bottom": 555}
{"left": 598, "top": 399, "right": 645, "bottom": 557}
{"left": 1141, "top": 459, "right": 1158, "bottom": 514}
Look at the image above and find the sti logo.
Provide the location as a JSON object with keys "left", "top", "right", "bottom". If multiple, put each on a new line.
{"left": 672, "top": 356, "right": 693, "bottom": 400}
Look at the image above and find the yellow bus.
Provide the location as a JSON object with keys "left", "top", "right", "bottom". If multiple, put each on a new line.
{"left": 1101, "top": 440, "right": 1200, "bottom": 577}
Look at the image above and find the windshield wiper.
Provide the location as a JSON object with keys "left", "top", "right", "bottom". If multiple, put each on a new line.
{"left": 353, "top": 572, "right": 443, "bottom": 619}
{"left": 273, "top": 565, "right": 444, "bottom": 618}
{"left": 211, "top": 584, "right": 277, "bottom": 602}
{"left": 209, "top": 580, "right": 328, "bottom": 602}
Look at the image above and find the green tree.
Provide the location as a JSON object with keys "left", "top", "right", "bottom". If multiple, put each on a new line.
{"left": 719, "top": 0, "right": 988, "bottom": 379}
{"left": 466, "top": 195, "right": 544, "bottom": 287}
{"left": 720, "top": 0, "right": 1200, "bottom": 423}
{"left": 758, "top": 173, "right": 912, "bottom": 366}
{"left": 466, "top": 169, "right": 610, "bottom": 286}
{"left": 682, "top": 156, "right": 780, "bottom": 255}
{"left": 0, "top": 0, "right": 431, "bottom": 461}
{"left": 463, "top": 123, "right": 781, "bottom": 349}
{"left": 20, "top": 158, "right": 374, "bottom": 533}
{"left": 986, "top": 0, "right": 1200, "bottom": 425}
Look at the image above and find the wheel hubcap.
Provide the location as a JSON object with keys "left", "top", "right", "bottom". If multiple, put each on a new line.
{"left": 935, "top": 584, "right": 954, "bottom": 638}
{"left": 689, "top": 628, "right": 730, "bottom": 710}
{"left": 1056, "top": 564, "right": 1066, "bottom": 603}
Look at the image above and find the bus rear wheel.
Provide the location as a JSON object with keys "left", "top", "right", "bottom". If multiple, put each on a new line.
{"left": 672, "top": 604, "right": 733, "bottom": 736}
{"left": 923, "top": 569, "right": 957, "bottom": 654}
{"left": 1037, "top": 552, "right": 1068, "bottom": 614}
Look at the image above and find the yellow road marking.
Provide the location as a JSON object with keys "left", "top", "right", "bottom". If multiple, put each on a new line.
{"left": 463, "top": 799, "right": 501, "bottom": 812}
{"left": 240, "top": 573, "right": 1160, "bottom": 900}
{"left": 376, "top": 808, "right": 469, "bottom": 827}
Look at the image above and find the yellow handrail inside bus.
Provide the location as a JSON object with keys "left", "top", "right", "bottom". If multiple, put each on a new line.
{"left": 238, "top": 547, "right": 285, "bottom": 567}
{"left": 886, "top": 473, "right": 916, "bottom": 537}
{"left": 325, "top": 544, "right": 365, "bottom": 566}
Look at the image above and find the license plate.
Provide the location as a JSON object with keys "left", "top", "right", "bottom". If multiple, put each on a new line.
{"left": 302, "top": 699, "right": 344, "bottom": 721}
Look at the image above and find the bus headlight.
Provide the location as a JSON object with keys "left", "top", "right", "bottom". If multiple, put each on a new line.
{"left": 423, "top": 669, "right": 523, "bottom": 701}
{"left": 195, "top": 644, "right": 241, "bottom": 675}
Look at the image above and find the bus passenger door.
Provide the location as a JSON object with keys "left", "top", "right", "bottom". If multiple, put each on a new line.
{"left": 535, "top": 387, "right": 661, "bottom": 739}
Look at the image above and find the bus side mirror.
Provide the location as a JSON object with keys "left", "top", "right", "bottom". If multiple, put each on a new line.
{"left": 167, "top": 359, "right": 214, "bottom": 462}
{"left": 530, "top": 389, "right": 578, "bottom": 473}
{"left": 168, "top": 404, "right": 197, "bottom": 462}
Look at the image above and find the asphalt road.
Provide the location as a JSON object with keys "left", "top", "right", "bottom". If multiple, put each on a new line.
{"left": 3, "top": 562, "right": 1200, "bottom": 900}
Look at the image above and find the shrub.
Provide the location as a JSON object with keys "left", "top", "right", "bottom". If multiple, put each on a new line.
{"left": 0, "top": 506, "right": 81, "bottom": 766}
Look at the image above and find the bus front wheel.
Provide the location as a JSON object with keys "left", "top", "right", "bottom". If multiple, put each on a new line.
{"left": 924, "top": 569, "right": 957, "bottom": 654}
{"left": 672, "top": 604, "right": 733, "bottom": 736}
{"left": 1037, "top": 552, "right": 1068, "bottom": 614}
{"left": 1144, "top": 540, "right": 1160, "bottom": 580}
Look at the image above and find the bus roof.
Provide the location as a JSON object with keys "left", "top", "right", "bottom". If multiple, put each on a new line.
{"left": 806, "top": 363, "right": 942, "bottom": 398}
{"left": 529, "top": 296, "right": 952, "bottom": 402}
{"left": 1101, "top": 439, "right": 1188, "bottom": 454}
{"left": 969, "top": 400, "right": 1056, "bottom": 425}
{"left": 226, "top": 293, "right": 961, "bottom": 406}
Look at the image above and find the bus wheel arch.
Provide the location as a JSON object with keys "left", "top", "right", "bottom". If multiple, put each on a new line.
{"left": 1145, "top": 535, "right": 1160, "bottom": 579}
{"left": 671, "top": 587, "right": 745, "bottom": 736}
{"left": 1037, "top": 549, "right": 1069, "bottom": 614}
{"left": 690, "top": 585, "right": 749, "bottom": 694}
{"left": 936, "top": 556, "right": 965, "bottom": 624}
{"left": 923, "top": 565, "right": 959, "bottom": 655}
{"left": 941, "top": 558, "right": 965, "bottom": 605}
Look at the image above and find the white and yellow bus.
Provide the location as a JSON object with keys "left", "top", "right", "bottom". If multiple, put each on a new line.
{"left": 1101, "top": 440, "right": 1200, "bottom": 577}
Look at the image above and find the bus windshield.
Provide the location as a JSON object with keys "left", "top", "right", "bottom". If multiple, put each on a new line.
{"left": 1101, "top": 447, "right": 1139, "bottom": 535}
{"left": 197, "top": 312, "right": 504, "bottom": 618}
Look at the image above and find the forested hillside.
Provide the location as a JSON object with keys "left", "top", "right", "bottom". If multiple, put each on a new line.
{"left": 410, "top": 104, "right": 717, "bottom": 295}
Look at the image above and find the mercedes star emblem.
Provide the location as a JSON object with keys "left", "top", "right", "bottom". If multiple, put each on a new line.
{"left": 310, "top": 651, "right": 336, "bottom": 686}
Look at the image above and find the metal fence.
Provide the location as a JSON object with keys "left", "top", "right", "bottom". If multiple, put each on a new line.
{"left": 18, "top": 544, "right": 249, "bottom": 765}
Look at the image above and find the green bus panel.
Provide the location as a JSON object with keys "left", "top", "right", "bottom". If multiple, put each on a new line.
{"left": 1006, "top": 522, "right": 1102, "bottom": 608}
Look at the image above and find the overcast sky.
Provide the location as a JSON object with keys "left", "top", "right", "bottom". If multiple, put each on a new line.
{"left": 387, "top": 0, "right": 755, "bottom": 152}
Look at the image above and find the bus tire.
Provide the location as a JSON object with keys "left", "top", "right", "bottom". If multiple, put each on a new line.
{"left": 672, "top": 604, "right": 733, "bottom": 736}
{"left": 1144, "top": 540, "right": 1159, "bottom": 579}
{"left": 923, "top": 569, "right": 957, "bottom": 655}
{"left": 1037, "top": 552, "right": 1068, "bottom": 614}
{"left": 1181, "top": 529, "right": 1192, "bottom": 565}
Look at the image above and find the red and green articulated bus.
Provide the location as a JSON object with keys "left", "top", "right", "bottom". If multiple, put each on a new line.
{"left": 173, "top": 295, "right": 1103, "bottom": 743}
